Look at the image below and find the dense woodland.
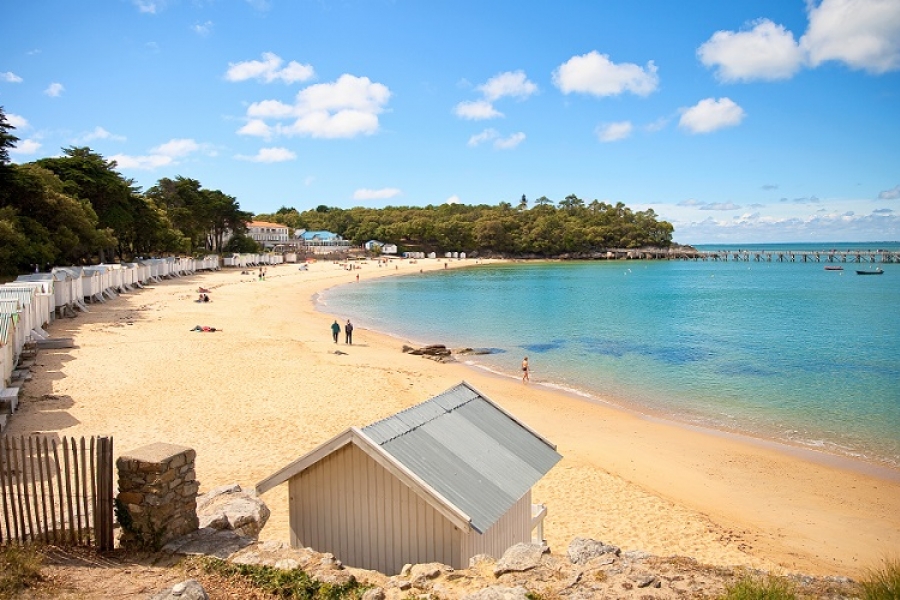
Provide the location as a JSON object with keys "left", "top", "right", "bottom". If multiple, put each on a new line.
{"left": 0, "top": 106, "right": 673, "bottom": 277}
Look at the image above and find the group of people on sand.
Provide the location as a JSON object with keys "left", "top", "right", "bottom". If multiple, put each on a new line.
{"left": 331, "top": 319, "right": 354, "bottom": 344}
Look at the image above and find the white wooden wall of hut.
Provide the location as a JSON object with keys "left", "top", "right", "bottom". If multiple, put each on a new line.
{"left": 83, "top": 271, "right": 102, "bottom": 300}
{"left": 0, "top": 301, "right": 25, "bottom": 366}
{"left": 51, "top": 271, "right": 74, "bottom": 308}
{"left": 288, "top": 442, "right": 465, "bottom": 575}
{"left": 1, "top": 287, "right": 46, "bottom": 335}
{"left": 14, "top": 280, "right": 56, "bottom": 325}
{"left": 462, "top": 491, "right": 532, "bottom": 563}
{"left": 284, "top": 441, "right": 536, "bottom": 576}
{"left": 0, "top": 292, "right": 34, "bottom": 348}
{"left": 55, "top": 268, "right": 83, "bottom": 303}
{"left": 1, "top": 312, "right": 18, "bottom": 384}
{"left": 13, "top": 276, "right": 58, "bottom": 320}
{"left": 83, "top": 267, "right": 110, "bottom": 297}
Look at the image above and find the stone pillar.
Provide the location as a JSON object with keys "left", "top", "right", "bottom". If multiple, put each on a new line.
{"left": 116, "top": 442, "right": 200, "bottom": 550}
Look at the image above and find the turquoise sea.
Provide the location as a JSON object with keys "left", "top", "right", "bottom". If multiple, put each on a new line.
{"left": 318, "top": 242, "right": 900, "bottom": 472}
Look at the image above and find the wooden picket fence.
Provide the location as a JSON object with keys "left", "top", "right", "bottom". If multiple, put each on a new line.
{"left": 0, "top": 435, "right": 114, "bottom": 550}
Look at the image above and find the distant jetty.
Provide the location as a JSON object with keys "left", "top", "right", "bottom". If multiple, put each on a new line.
{"left": 685, "top": 248, "right": 899, "bottom": 264}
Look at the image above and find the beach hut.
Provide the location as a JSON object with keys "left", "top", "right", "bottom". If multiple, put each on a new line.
{"left": 0, "top": 308, "right": 20, "bottom": 385}
{"left": 256, "top": 381, "right": 561, "bottom": 575}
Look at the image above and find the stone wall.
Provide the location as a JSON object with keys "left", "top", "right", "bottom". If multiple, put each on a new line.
{"left": 116, "top": 442, "right": 200, "bottom": 550}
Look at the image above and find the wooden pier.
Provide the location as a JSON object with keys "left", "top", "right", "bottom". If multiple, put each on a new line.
{"left": 687, "top": 249, "right": 900, "bottom": 264}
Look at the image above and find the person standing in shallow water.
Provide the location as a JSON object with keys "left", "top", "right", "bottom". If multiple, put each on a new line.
{"left": 522, "top": 356, "right": 529, "bottom": 383}
{"left": 331, "top": 320, "right": 340, "bottom": 343}
{"left": 345, "top": 320, "right": 354, "bottom": 344}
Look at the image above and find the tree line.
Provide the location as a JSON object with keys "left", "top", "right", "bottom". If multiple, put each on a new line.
{"left": 257, "top": 195, "right": 673, "bottom": 257}
{"left": 1, "top": 106, "right": 674, "bottom": 277}
{"left": 0, "top": 107, "right": 255, "bottom": 277}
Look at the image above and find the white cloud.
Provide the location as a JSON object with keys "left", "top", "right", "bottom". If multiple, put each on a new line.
{"left": 445, "top": 195, "right": 461, "bottom": 205}
{"left": 193, "top": 21, "right": 213, "bottom": 36}
{"left": 9, "top": 139, "right": 42, "bottom": 156}
{"left": 153, "top": 138, "right": 199, "bottom": 157}
{"left": 802, "top": 0, "right": 900, "bottom": 73}
{"left": 645, "top": 117, "right": 669, "bottom": 132}
{"left": 77, "top": 126, "right": 126, "bottom": 143}
{"left": 700, "top": 202, "right": 743, "bottom": 211}
{"left": 44, "top": 82, "right": 64, "bottom": 97}
{"left": 698, "top": 19, "right": 805, "bottom": 81}
{"left": 133, "top": 0, "right": 160, "bottom": 14}
{"left": 478, "top": 70, "right": 538, "bottom": 101}
{"left": 237, "top": 119, "right": 273, "bottom": 138}
{"left": 6, "top": 113, "right": 28, "bottom": 129}
{"left": 454, "top": 100, "right": 502, "bottom": 120}
{"left": 2, "top": 71, "right": 22, "bottom": 83}
{"left": 494, "top": 132, "right": 525, "bottom": 149}
{"left": 242, "top": 74, "right": 391, "bottom": 139}
{"left": 668, "top": 209, "right": 900, "bottom": 244}
{"left": 679, "top": 97, "right": 746, "bottom": 134}
{"left": 247, "top": 99, "right": 295, "bottom": 119}
{"left": 597, "top": 121, "right": 633, "bottom": 142}
{"left": 466, "top": 128, "right": 523, "bottom": 149}
{"left": 110, "top": 153, "right": 173, "bottom": 170}
{"left": 353, "top": 187, "right": 401, "bottom": 200}
{"left": 111, "top": 137, "right": 204, "bottom": 170}
{"left": 226, "top": 52, "right": 315, "bottom": 84}
{"left": 468, "top": 128, "right": 498, "bottom": 147}
{"left": 553, "top": 51, "right": 659, "bottom": 97}
{"left": 879, "top": 184, "right": 900, "bottom": 199}
{"left": 235, "top": 147, "right": 296, "bottom": 163}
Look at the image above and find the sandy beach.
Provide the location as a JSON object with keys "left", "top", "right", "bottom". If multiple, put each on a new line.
{"left": 7, "top": 259, "right": 900, "bottom": 578}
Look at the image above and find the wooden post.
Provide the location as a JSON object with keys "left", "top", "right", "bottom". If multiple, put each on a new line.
{"left": 95, "top": 437, "right": 114, "bottom": 551}
{"left": 43, "top": 437, "right": 59, "bottom": 545}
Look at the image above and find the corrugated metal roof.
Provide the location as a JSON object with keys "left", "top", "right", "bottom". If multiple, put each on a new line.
{"left": 361, "top": 382, "right": 561, "bottom": 533}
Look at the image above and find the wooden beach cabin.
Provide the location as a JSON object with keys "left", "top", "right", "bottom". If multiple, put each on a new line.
{"left": 257, "top": 381, "right": 561, "bottom": 575}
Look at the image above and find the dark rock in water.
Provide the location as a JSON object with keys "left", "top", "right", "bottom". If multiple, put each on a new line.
{"left": 402, "top": 344, "right": 451, "bottom": 356}
{"left": 454, "top": 347, "right": 497, "bottom": 355}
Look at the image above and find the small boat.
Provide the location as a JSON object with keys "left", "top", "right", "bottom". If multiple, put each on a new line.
{"left": 824, "top": 265, "right": 843, "bottom": 271}
{"left": 855, "top": 268, "right": 884, "bottom": 275}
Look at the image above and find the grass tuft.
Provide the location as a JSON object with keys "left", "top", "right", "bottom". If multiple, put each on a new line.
{"left": 0, "top": 545, "right": 45, "bottom": 598}
{"left": 718, "top": 575, "right": 797, "bottom": 600}
{"left": 860, "top": 558, "right": 900, "bottom": 600}
{"left": 189, "top": 555, "right": 369, "bottom": 599}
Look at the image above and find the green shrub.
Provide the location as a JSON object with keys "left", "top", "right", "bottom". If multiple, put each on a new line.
{"left": 0, "top": 545, "right": 45, "bottom": 598}
{"left": 860, "top": 558, "right": 900, "bottom": 600}
{"left": 718, "top": 575, "right": 797, "bottom": 600}
{"left": 191, "top": 556, "right": 369, "bottom": 599}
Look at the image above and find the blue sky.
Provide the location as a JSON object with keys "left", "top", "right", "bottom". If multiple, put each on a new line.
{"left": 2, "top": 0, "right": 899, "bottom": 245}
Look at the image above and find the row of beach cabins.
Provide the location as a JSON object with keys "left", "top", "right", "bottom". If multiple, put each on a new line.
{"left": 1, "top": 255, "right": 287, "bottom": 434}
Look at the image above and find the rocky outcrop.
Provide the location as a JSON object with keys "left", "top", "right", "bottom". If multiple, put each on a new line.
{"left": 401, "top": 344, "right": 454, "bottom": 362}
{"left": 152, "top": 534, "right": 861, "bottom": 600}
{"left": 195, "top": 484, "right": 270, "bottom": 537}
{"left": 161, "top": 483, "right": 270, "bottom": 559}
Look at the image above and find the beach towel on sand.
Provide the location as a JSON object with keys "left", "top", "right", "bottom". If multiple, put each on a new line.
{"left": 191, "top": 325, "right": 220, "bottom": 332}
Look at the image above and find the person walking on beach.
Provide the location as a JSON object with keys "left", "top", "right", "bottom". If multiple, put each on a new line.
{"left": 345, "top": 320, "right": 354, "bottom": 344}
{"left": 331, "top": 320, "right": 340, "bottom": 343}
{"left": 522, "top": 356, "right": 529, "bottom": 383}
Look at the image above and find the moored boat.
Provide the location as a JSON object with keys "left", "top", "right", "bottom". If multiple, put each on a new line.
{"left": 855, "top": 268, "right": 884, "bottom": 275}
{"left": 824, "top": 265, "right": 843, "bottom": 271}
